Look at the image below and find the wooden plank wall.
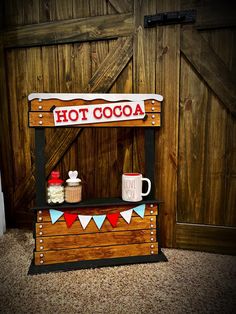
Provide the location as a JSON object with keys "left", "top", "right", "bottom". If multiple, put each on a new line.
{"left": 1, "top": 0, "right": 236, "bottom": 253}
{"left": 176, "top": 0, "right": 236, "bottom": 253}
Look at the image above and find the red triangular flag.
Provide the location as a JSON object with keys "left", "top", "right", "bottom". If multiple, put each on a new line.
{"left": 64, "top": 212, "right": 78, "bottom": 228}
{"left": 107, "top": 213, "right": 119, "bottom": 227}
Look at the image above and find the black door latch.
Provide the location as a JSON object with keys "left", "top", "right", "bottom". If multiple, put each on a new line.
{"left": 144, "top": 9, "right": 196, "bottom": 28}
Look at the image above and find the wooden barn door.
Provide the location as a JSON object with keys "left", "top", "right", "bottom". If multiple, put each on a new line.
{"left": 1, "top": 0, "right": 235, "bottom": 254}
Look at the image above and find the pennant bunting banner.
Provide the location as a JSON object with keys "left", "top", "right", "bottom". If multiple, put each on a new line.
{"left": 78, "top": 215, "right": 92, "bottom": 229}
{"left": 49, "top": 209, "right": 64, "bottom": 224}
{"left": 120, "top": 209, "right": 133, "bottom": 224}
{"left": 133, "top": 204, "right": 145, "bottom": 218}
{"left": 64, "top": 212, "right": 78, "bottom": 228}
{"left": 93, "top": 215, "right": 106, "bottom": 230}
{"left": 49, "top": 204, "right": 147, "bottom": 229}
{"left": 107, "top": 213, "right": 119, "bottom": 227}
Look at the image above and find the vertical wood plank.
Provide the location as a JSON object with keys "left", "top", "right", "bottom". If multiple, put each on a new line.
{"left": 0, "top": 37, "right": 14, "bottom": 225}
{"left": 23, "top": 0, "right": 39, "bottom": 24}
{"left": 155, "top": 0, "right": 180, "bottom": 247}
{"left": 57, "top": 43, "right": 77, "bottom": 178}
{"left": 178, "top": 56, "right": 209, "bottom": 224}
{"left": 203, "top": 29, "right": 236, "bottom": 227}
{"left": 72, "top": 1, "right": 92, "bottom": 200}
{"left": 54, "top": 0, "right": 75, "bottom": 178}
{"left": 109, "top": 59, "right": 134, "bottom": 196}
{"left": 3, "top": 0, "right": 25, "bottom": 27}
{"left": 90, "top": 0, "right": 110, "bottom": 198}
{"left": 133, "top": 0, "right": 157, "bottom": 175}
{"left": 39, "top": 0, "right": 52, "bottom": 22}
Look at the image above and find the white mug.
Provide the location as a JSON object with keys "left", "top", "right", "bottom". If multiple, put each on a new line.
{"left": 122, "top": 173, "right": 151, "bottom": 202}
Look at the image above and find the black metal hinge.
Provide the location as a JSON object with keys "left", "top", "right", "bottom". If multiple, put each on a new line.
{"left": 144, "top": 9, "right": 196, "bottom": 28}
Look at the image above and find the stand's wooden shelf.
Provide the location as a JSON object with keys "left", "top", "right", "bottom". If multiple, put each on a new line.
{"left": 32, "top": 197, "right": 163, "bottom": 210}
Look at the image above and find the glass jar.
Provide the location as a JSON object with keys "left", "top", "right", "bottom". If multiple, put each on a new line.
{"left": 65, "top": 171, "right": 82, "bottom": 203}
{"left": 47, "top": 171, "right": 64, "bottom": 204}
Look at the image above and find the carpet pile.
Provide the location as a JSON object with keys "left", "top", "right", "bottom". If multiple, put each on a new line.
{"left": 0, "top": 229, "right": 236, "bottom": 313}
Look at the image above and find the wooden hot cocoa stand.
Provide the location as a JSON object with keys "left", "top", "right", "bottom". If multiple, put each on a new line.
{"left": 28, "top": 93, "right": 167, "bottom": 274}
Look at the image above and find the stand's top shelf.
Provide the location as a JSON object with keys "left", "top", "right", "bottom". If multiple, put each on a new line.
{"left": 32, "top": 197, "right": 163, "bottom": 211}
{"left": 28, "top": 93, "right": 164, "bottom": 102}
{"left": 28, "top": 93, "right": 163, "bottom": 128}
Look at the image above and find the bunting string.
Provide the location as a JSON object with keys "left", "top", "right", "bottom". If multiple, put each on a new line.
{"left": 49, "top": 204, "right": 146, "bottom": 229}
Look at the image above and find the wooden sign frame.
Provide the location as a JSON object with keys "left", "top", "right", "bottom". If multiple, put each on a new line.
{"left": 28, "top": 93, "right": 162, "bottom": 128}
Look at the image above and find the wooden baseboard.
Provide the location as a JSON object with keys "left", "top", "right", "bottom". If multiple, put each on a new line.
{"left": 176, "top": 223, "right": 236, "bottom": 255}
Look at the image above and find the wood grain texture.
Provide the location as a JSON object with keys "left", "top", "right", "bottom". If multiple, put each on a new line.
{"left": 2, "top": 0, "right": 236, "bottom": 255}
{"left": 178, "top": 29, "right": 236, "bottom": 228}
{"left": 108, "top": 0, "right": 132, "bottom": 13}
{"left": 88, "top": 37, "right": 133, "bottom": 92}
{"left": 35, "top": 242, "right": 158, "bottom": 265}
{"left": 4, "top": 13, "right": 134, "bottom": 48}
{"left": 0, "top": 36, "right": 14, "bottom": 225}
{"left": 176, "top": 223, "right": 236, "bottom": 255}
{"left": 181, "top": 26, "right": 236, "bottom": 116}
{"left": 36, "top": 229, "right": 156, "bottom": 251}
{"left": 37, "top": 204, "right": 158, "bottom": 222}
{"left": 154, "top": 0, "right": 180, "bottom": 247}
{"left": 133, "top": 0, "right": 158, "bottom": 176}
{"left": 178, "top": 56, "right": 209, "bottom": 224}
{"left": 13, "top": 128, "right": 82, "bottom": 211}
{"left": 35, "top": 216, "right": 156, "bottom": 237}
{"left": 203, "top": 29, "right": 236, "bottom": 227}
{"left": 181, "top": 0, "right": 236, "bottom": 29}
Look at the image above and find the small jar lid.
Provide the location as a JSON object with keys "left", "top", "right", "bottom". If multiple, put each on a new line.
{"left": 66, "top": 170, "right": 81, "bottom": 186}
{"left": 48, "top": 171, "right": 63, "bottom": 185}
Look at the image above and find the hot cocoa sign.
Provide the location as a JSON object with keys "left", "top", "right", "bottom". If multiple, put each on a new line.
{"left": 53, "top": 101, "right": 145, "bottom": 126}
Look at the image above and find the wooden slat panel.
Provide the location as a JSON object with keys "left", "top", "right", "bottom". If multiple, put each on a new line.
{"left": 154, "top": 0, "right": 180, "bottom": 247}
{"left": 88, "top": 37, "right": 133, "bottom": 92}
{"left": 178, "top": 29, "right": 236, "bottom": 228}
{"left": 133, "top": 0, "right": 157, "bottom": 175}
{"left": 4, "top": 13, "right": 134, "bottom": 48}
{"left": 29, "top": 112, "right": 160, "bottom": 127}
{"left": 107, "top": 47, "right": 134, "bottom": 193}
{"left": 36, "top": 229, "right": 156, "bottom": 251}
{"left": 176, "top": 223, "right": 236, "bottom": 255}
{"left": 181, "top": 27, "right": 236, "bottom": 116}
{"left": 13, "top": 128, "right": 82, "bottom": 210}
{"left": 181, "top": 0, "right": 236, "bottom": 30}
{"left": 89, "top": 0, "right": 111, "bottom": 199}
{"left": 35, "top": 216, "right": 156, "bottom": 237}
{"left": 37, "top": 204, "right": 158, "bottom": 222}
{"left": 0, "top": 36, "right": 14, "bottom": 224}
{"left": 178, "top": 56, "right": 209, "bottom": 223}
{"left": 30, "top": 98, "right": 161, "bottom": 112}
{"left": 34, "top": 242, "right": 158, "bottom": 265}
{"left": 108, "top": 0, "right": 133, "bottom": 14}
{"left": 203, "top": 29, "right": 236, "bottom": 227}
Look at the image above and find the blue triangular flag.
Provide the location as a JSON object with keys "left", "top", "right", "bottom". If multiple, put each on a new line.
{"left": 93, "top": 215, "right": 106, "bottom": 230}
{"left": 49, "top": 209, "right": 64, "bottom": 224}
{"left": 133, "top": 204, "right": 145, "bottom": 218}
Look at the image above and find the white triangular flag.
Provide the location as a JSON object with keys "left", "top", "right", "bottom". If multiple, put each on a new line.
{"left": 78, "top": 215, "right": 92, "bottom": 229}
{"left": 120, "top": 209, "right": 133, "bottom": 224}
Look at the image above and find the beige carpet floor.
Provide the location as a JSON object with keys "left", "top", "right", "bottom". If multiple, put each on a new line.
{"left": 0, "top": 229, "right": 236, "bottom": 314}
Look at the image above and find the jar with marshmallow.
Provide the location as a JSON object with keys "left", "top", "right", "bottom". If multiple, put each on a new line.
{"left": 47, "top": 171, "right": 64, "bottom": 204}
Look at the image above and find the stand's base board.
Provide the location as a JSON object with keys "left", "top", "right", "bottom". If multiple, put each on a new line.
{"left": 28, "top": 251, "right": 168, "bottom": 275}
